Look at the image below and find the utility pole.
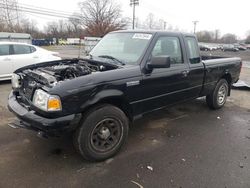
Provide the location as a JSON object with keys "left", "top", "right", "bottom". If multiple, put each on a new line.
{"left": 163, "top": 21, "right": 167, "bottom": 30}
{"left": 130, "top": 0, "right": 139, "bottom": 30}
{"left": 14, "top": 0, "right": 20, "bottom": 29}
{"left": 192, "top": 20, "right": 199, "bottom": 34}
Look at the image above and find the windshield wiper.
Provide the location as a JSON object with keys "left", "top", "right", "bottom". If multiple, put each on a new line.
{"left": 98, "top": 55, "right": 125, "bottom": 65}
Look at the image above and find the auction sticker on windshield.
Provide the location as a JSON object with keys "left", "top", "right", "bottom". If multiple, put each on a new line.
{"left": 132, "top": 33, "right": 152, "bottom": 40}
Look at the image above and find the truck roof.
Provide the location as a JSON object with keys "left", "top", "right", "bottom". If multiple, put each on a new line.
{"left": 112, "top": 30, "right": 195, "bottom": 37}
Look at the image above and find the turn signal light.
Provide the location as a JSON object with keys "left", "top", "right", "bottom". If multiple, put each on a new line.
{"left": 48, "top": 97, "right": 62, "bottom": 111}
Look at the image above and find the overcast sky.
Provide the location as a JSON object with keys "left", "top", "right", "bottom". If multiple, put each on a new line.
{"left": 19, "top": 0, "right": 250, "bottom": 39}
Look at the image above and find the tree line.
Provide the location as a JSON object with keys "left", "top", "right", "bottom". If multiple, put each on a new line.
{"left": 0, "top": 0, "right": 128, "bottom": 39}
{"left": 196, "top": 30, "right": 250, "bottom": 44}
{"left": 1, "top": 0, "right": 250, "bottom": 44}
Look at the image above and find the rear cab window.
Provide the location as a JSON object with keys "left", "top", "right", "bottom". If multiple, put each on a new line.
{"left": 185, "top": 37, "right": 201, "bottom": 64}
{"left": 0, "top": 45, "right": 10, "bottom": 56}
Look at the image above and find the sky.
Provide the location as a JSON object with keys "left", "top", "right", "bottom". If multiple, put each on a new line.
{"left": 18, "top": 0, "right": 250, "bottom": 39}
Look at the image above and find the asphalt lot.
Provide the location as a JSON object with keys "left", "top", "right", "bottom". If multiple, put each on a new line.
{"left": 0, "top": 47, "right": 250, "bottom": 188}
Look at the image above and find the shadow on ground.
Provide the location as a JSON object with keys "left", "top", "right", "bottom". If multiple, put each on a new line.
{"left": 1, "top": 96, "right": 250, "bottom": 188}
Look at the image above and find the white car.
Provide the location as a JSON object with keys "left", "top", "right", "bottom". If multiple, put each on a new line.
{"left": 0, "top": 42, "right": 61, "bottom": 81}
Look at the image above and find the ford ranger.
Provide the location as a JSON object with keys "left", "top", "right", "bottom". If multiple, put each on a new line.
{"left": 8, "top": 31, "right": 242, "bottom": 161}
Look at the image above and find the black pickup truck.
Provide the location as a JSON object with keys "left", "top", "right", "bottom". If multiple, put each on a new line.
{"left": 8, "top": 31, "right": 242, "bottom": 161}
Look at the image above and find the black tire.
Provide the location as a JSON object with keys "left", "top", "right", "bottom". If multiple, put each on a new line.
{"left": 74, "top": 104, "right": 129, "bottom": 161}
{"left": 206, "top": 79, "right": 229, "bottom": 109}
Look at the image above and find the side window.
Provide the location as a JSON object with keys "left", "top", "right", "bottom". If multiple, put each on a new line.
{"left": 0, "top": 45, "right": 10, "bottom": 56}
{"left": 151, "top": 36, "right": 183, "bottom": 65}
{"left": 185, "top": 37, "right": 200, "bottom": 64}
{"left": 13, "top": 45, "right": 32, "bottom": 55}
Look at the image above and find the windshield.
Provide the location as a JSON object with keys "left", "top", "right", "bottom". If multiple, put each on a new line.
{"left": 90, "top": 32, "right": 152, "bottom": 65}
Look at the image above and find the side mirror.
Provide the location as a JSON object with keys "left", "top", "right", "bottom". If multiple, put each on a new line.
{"left": 147, "top": 56, "right": 171, "bottom": 70}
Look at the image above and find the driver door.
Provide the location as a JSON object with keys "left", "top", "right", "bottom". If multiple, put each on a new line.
{"left": 138, "top": 35, "right": 190, "bottom": 113}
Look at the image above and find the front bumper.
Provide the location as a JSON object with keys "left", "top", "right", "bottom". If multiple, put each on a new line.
{"left": 8, "top": 91, "right": 81, "bottom": 136}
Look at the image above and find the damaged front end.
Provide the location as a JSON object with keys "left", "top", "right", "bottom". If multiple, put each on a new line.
{"left": 14, "top": 58, "right": 119, "bottom": 87}
{"left": 8, "top": 58, "right": 120, "bottom": 137}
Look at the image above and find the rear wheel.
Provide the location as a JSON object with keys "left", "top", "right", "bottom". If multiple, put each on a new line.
{"left": 206, "top": 79, "right": 229, "bottom": 109}
{"left": 74, "top": 104, "right": 129, "bottom": 161}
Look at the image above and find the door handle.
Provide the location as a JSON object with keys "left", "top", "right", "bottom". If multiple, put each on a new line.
{"left": 181, "top": 70, "right": 189, "bottom": 77}
{"left": 33, "top": 56, "right": 39, "bottom": 58}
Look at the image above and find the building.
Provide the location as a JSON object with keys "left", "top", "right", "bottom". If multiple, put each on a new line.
{"left": 0, "top": 32, "right": 32, "bottom": 44}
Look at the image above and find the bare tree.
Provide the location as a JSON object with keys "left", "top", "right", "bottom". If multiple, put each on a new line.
{"left": 196, "top": 31, "right": 214, "bottom": 42}
{"left": 78, "top": 0, "right": 127, "bottom": 37}
{"left": 45, "top": 21, "right": 59, "bottom": 37}
{"left": 19, "top": 18, "right": 37, "bottom": 33}
{"left": 69, "top": 13, "right": 81, "bottom": 35}
{"left": 65, "top": 22, "right": 74, "bottom": 37}
{"left": 221, "top": 33, "right": 237, "bottom": 44}
{"left": 0, "top": 0, "right": 20, "bottom": 32}
{"left": 145, "top": 13, "right": 155, "bottom": 30}
{"left": 0, "top": 17, "right": 7, "bottom": 31}
{"left": 245, "top": 35, "right": 250, "bottom": 44}
{"left": 141, "top": 14, "right": 166, "bottom": 30}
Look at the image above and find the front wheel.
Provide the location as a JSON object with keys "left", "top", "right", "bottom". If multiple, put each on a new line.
{"left": 206, "top": 79, "right": 229, "bottom": 109}
{"left": 74, "top": 104, "right": 129, "bottom": 161}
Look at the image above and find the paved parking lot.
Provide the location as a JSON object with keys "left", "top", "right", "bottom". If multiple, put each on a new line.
{"left": 0, "top": 48, "right": 250, "bottom": 188}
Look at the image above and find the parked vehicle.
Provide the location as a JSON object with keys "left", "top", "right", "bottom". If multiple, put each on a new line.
{"left": 8, "top": 31, "right": 242, "bottom": 161}
{"left": 223, "top": 44, "right": 239, "bottom": 52}
{"left": 0, "top": 32, "right": 32, "bottom": 44}
{"left": 246, "top": 44, "right": 250, "bottom": 49}
{"left": 199, "top": 44, "right": 211, "bottom": 51}
{"left": 58, "top": 39, "right": 67, "bottom": 45}
{"left": 207, "top": 45, "right": 218, "bottom": 51}
{"left": 218, "top": 44, "right": 224, "bottom": 50}
{"left": 199, "top": 44, "right": 218, "bottom": 51}
{"left": 32, "top": 39, "right": 54, "bottom": 46}
{"left": 234, "top": 44, "right": 247, "bottom": 51}
{"left": 0, "top": 42, "right": 61, "bottom": 80}
{"left": 67, "top": 38, "right": 81, "bottom": 45}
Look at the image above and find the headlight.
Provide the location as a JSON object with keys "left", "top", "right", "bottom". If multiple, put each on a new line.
{"left": 33, "top": 89, "right": 62, "bottom": 111}
{"left": 11, "top": 74, "right": 21, "bottom": 88}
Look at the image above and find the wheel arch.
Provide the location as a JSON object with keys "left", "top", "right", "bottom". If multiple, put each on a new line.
{"left": 220, "top": 73, "right": 232, "bottom": 96}
{"left": 80, "top": 89, "right": 133, "bottom": 122}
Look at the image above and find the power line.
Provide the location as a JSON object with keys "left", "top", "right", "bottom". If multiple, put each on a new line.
{"left": 0, "top": 4, "right": 78, "bottom": 18}
{"left": 25, "top": 12, "right": 63, "bottom": 21}
{"left": 16, "top": 4, "right": 78, "bottom": 17}
{"left": 0, "top": 0, "right": 81, "bottom": 19}
{"left": 0, "top": 3, "right": 81, "bottom": 20}
{"left": 16, "top": 2, "right": 78, "bottom": 15}
{"left": 0, "top": 0, "right": 78, "bottom": 15}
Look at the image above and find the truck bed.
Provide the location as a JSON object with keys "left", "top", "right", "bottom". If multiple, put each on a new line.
{"left": 201, "top": 56, "right": 242, "bottom": 96}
